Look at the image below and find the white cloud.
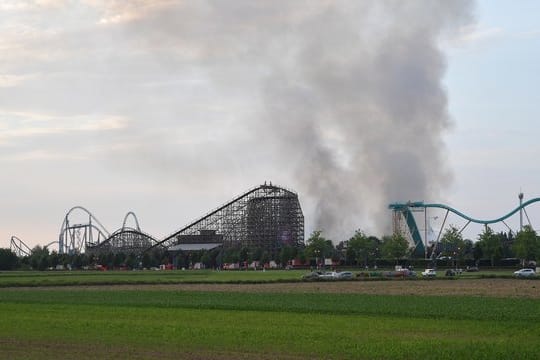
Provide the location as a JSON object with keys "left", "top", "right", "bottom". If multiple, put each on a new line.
{"left": 0, "top": 111, "right": 128, "bottom": 144}
{"left": 451, "top": 24, "right": 503, "bottom": 45}
{"left": 0, "top": 73, "right": 36, "bottom": 87}
{"left": 0, "top": 0, "right": 67, "bottom": 11}
{"left": 81, "top": 0, "right": 171, "bottom": 25}
{"left": 0, "top": 149, "right": 86, "bottom": 162}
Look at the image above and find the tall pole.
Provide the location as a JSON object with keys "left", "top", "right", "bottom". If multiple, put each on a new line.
{"left": 424, "top": 209, "right": 428, "bottom": 259}
{"left": 519, "top": 192, "right": 524, "bottom": 231}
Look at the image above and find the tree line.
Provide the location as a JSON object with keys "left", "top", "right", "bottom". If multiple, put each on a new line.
{"left": 0, "top": 246, "right": 169, "bottom": 271}
{"left": 1, "top": 224, "right": 539, "bottom": 270}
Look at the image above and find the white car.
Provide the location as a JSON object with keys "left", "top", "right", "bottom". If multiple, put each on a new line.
{"left": 318, "top": 272, "right": 337, "bottom": 280}
{"left": 421, "top": 269, "right": 437, "bottom": 277}
{"left": 514, "top": 268, "right": 536, "bottom": 278}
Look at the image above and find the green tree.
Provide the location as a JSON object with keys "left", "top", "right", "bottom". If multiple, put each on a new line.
{"left": 296, "top": 248, "right": 307, "bottom": 264}
{"left": 113, "top": 253, "right": 125, "bottom": 268}
{"left": 382, "top": 233, "right": 409, "bottom": 264}
{"left": 441, "top": 226, "right": 465, "bottom": 255}
{"left": 477, "top": 226, "right": 501, "bottom": 267}
{"left": 347, "top": 230, "right": 376, "bottom": 267}
{"left": 440, "top": 226, "right": 465, "bottom": 267}
{"left": 0, "top": 248, "right": 19, "bottom": 270}
{"left": 250, "top": 248, "right": 263, "bottom": 262}
{"left": 513, "top": 225, "right": 539, "bottom": 265}
{"left": 49, "top": 251, "right": 60, "bottom": 268}
{"left": 124, "top": 253, "right": 137, "bottom": 269}
{"left": 200, "top": 251, "right": 212, "bottom": 268}
{"left": 223, "top": 248, "right": 240, "bottom": 264}
{"left": 305, "top": 231, "right": 334, "bottom": 266}
{"left": 72, "top": 253, "right": 84, "bottom": 269}
{"left": 260, "top": 251, "right": 270, "bottom": 266}
{"left": 239, "top": 247, "right": 249, "bottom": 264}
{"left": 141, "top": 252, "right": 151, "bottom": 268}
{"left": 500, "top": 231, "right": 515, "bottom": 258}
{"left": 472, "top": 242, "right": 483, "bottom": 263}
{"left": 29, "top": 246, "right": 50, "bottom": 271}
{"left": 462, "top": 239, "right": 474, "bottom": 260}
{"left": 279, "top": 245, "right": 296, "bottom": 266}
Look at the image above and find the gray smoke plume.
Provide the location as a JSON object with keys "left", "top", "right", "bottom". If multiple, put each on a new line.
{"left": 95, "top": 0, "right": 473, "bottom": 240}
{"left": 238, "top": 1, "right": 472, "bottom": 237}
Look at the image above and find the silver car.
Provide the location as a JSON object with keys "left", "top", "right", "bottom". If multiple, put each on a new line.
{"left": 514, "top": 268, "right": 536, "bottom": 278}
{"left": 335, "top": 271, "right": 353, "bottom": 279}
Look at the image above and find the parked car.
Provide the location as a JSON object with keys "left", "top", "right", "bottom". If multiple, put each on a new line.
{"left": 335, "top": 271, "right": 353, "bottom": 280}
{"left": 302, "top": 271, "right": 323, "bottom": 280}
{"left": 466, "top": 266, "right": 479, "bottom": 272}
{"left": 445, "top": 269, "right": 456, "bottom": 277}
{"left": 302, "top": 271, "right": 355, "bottom": 281}
{"left": 514, "top": 268, "right": 536, "bottom": 278}
{"left": 394, "top": 269, "right": 417, "bottom": 278}
{"left": 421, "top": 269, "right": 437, "bottom": 277}
{"left": 319, "top": 272, "right": 338, "bottom": 280}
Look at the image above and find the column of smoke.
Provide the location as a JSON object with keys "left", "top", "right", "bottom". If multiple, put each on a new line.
{"left": 253, "top": 1, "right": 472, "bottom": 238}
{"left": 107, "top": 0, "right": 472, "bottom": 240}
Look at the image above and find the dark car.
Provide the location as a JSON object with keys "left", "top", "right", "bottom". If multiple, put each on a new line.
{"left": 302, "top": 271, "right": 323, "bottom": 280}
{"left": 445, "top": 269, "right": 456, "bottom": 277}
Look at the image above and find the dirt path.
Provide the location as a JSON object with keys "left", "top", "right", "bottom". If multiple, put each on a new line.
{"left": 9, "top": 279, "right": 540, "bottom": 298}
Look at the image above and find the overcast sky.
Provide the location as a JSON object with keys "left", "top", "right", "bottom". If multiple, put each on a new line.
{"left": 2, "top": 0, "right": 540, "bottom": 249}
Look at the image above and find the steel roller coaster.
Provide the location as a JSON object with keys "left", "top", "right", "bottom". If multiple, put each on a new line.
{"left": 10, "top": 236, "right": 32, "bottom": 257}
{"left": 58, "top": 206, "right": 159, "bottom": 255}
{"left": 10, "top": 236, "right": 59, "bottom": 257}
{"left": 9, "top": 183, "right": 304, "bottom": 257}
{"left": 389, "top": 195, "right": 540, "bottom": 258}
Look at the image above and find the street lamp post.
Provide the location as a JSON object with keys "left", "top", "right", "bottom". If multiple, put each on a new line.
{"left": 314, "top": 249, "right": 320, "bottom": 270}
{"left": 519, "top": 192, "right": 524, "bottom": 231}
{"left": 427, "top": 216, "right": 439, "bottom": 259}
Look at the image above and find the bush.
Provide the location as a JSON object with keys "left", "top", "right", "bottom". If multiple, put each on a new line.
{"left": 0, "top": 248, "right": 19, "bottom": 270}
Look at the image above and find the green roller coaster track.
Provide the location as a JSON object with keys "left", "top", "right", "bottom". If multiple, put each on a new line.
{"left": 389, "top": 198, "right": 540, "bottom": 257}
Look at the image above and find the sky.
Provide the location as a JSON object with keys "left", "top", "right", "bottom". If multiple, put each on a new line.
{"left": 1, "top": 0, "right": 540, "bottom": 250}
{"left": 442, "top": 0, "right": 540, "bottom": 239}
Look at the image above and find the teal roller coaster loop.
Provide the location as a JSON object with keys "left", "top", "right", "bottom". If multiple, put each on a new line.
{"left": 388, "top": 198, "right": 540, "bottom": 257}
{"left": 390, "top": 197, "right": 540, "bottom": 225}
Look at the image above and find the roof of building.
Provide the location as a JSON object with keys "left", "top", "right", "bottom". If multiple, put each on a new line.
{"left": 168, "top": 243, "right": 222, "bottom": 251}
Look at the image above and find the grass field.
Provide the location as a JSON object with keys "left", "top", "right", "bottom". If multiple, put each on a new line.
{"left": 1, "top": 270, "right": 538, "bottom": 359}
{"left": 0, "top": 269, "right": 305, "bottom": 287}
{"left": 0, "top": 268, "right": 528, "bottom": 287}
{"left": 1, "top": 288, "right": 539, "bottom": 359}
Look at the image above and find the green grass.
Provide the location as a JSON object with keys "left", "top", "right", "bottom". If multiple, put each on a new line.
{"left": 0, "top": 269, "right": 305, "bottom": 287}
{"left": 0, "top": 268, "right": 529, "bottom": 287}
{"left": 0, "top": 289, "right": 539, "bottom": 359}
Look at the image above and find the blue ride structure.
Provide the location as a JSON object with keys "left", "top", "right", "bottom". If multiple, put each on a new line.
{"left": 389, "top": 196, "right": 540, "bottom": 257}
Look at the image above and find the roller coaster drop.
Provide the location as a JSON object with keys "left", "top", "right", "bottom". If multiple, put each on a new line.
{"left": 10, "top": 236, "right": 59, "bottom": 257}
{"left": 10, "top": 236, "right": 32, "bottom": 257}
{"left": 31, "top": 183, "right": 303, "bottom": 256}
{"left": 389, "top": 197, "right": 540, "bottom": 258}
